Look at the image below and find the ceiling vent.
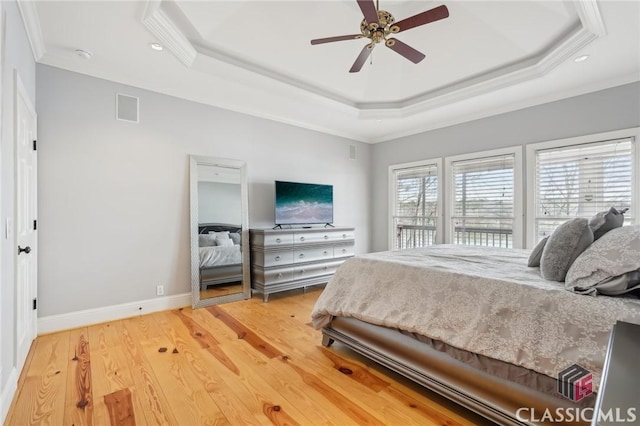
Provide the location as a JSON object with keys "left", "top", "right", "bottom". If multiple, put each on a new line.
{"left": 116, "top": 93, "right": 139, "bottom": 123}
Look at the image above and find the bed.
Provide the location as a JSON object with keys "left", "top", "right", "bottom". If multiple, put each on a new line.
{"left": 311, "top": 244, "right": 640, "bottom": 426}
{"left": 198, "top": 223, "right": 243, "bottom": 290}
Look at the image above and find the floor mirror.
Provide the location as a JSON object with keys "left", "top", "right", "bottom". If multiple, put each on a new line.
{"left": 190, "top": 155, "right": 250, "bottom": 308}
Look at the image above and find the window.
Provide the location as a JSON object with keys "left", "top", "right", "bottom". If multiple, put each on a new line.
{"left": 528, "top": 131, "right": 637, "bottom": 244}
{"left": 445, "top": 147, "right": 522, "bottom": 248}
{"left": 388, "top": 159, "right": 442, "bottom": 250}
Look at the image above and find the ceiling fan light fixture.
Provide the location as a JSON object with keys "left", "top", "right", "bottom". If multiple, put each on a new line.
{"left": 311, "top": 1, "right": 449, "bottom": 72}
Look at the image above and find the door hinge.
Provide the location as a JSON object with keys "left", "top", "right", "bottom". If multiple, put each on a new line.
{"left": 33, "top": 298, "right": 37, "bottom": 310}
{"left": 33, "top": 219, "right": 37, "bottom": 230}
{"left": 33, "top": 140, "right": 37, "bottom": 151}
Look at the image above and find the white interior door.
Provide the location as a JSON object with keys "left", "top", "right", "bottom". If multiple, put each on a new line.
{"left": 15, "top": 72, "right": 37, "bottom": 372}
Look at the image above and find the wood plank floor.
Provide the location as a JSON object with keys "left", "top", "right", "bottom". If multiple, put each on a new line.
{"left": 5, "top": 288, "right": 495, "bottom": 426}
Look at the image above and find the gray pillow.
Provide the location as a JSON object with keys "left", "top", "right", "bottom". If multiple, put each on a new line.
{"left": 229, "top": 232, "right": 241, "bottom": 245}
{"left": 589, "top": 207, "right": 626, "bottom": 240}
{"left": 566, "top": 225, "right": 640, "bottom": 295}
{"left": 198, "top": 234, "right": 217, "bottom": 247}
{"left": 527, "top": 236, "right": 548, "bottom": 267}
{"left": 540, "top": 218, "right": 593, "bottom": 282}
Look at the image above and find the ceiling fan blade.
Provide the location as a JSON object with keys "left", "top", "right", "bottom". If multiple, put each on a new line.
{"left": 311, "top": 34, "right": 363, "bottom": 45}
{"left": 391, "top": 5, "right": 449, "bottom": 33}
{"left": 349, "top": 44, "right": 374, "bottom": 73}
{"left": 385, "top": 38, "right": 425, "bottom": 64}
{"left": 357, "top": 0, "right": 379, "bottom": 26}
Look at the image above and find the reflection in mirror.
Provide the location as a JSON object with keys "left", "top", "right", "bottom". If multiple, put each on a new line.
{"left": 190, "top": 156, "right": 250, "bottom": 308}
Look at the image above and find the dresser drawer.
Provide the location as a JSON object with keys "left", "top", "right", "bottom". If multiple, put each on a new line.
{"left": 262, "top": 268, "right": 294, "bottom": 285}
{"left": 332, "top": 230, "right": 355, "bottom": 241}
{"left": 261, "top": 233, "right": 294, "bottom": 246}
{"left": 293, "top": 230, "right": 354, "bottom": 244}
{"left": 334, "top": 244, "right": 355, "bottom": 258}
{"left": 293, "top": 246, "right": 334, "bottom": 264}
{"left": 293, "top": 260, "right": 343, "bottom": 280}
{"left": 252, "top": 250, "right": 294, "bottom": 267}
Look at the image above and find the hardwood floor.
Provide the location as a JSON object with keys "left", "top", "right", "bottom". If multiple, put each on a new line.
{"left": 5, "top": 288, "right": 494, "bottom": 426}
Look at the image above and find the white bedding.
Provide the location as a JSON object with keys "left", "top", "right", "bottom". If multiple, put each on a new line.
{"left": 199, "top": 245, "right": 241, "bottom": 268}
{"left": 311, "top": 245, "right": 640, "bottom": 391}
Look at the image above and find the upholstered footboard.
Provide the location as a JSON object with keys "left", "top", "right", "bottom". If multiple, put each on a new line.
{"left": 200, "top": 264, "right": 243, "bottom": 290}
{"left": 322, "top": 316, "right": 592, "bottom": 426}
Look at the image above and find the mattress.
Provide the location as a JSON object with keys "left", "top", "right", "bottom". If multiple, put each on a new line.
{"left": 199, "top": 245, "right": 242, "bottom": 268}
{"left": 312, "top": 245, "right": 640, "bottom": 391}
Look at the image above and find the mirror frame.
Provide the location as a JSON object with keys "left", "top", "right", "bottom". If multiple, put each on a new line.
{"left": 190, "top": 155, "right": 250, "bottom": 308}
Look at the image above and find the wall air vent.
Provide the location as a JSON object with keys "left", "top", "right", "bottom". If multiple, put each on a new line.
{"left": 116, "top": 93, "right": 139, "bottom": 123}
{"left": 349, "top": 144, "right": 357, "bottom": 160}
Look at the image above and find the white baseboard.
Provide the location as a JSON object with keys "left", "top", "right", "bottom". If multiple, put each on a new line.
{"left": 37, "top": 293, "right": 192, "bottom": 334}
{"left": 1, "top": 367, "right": 18, "bottom": 424}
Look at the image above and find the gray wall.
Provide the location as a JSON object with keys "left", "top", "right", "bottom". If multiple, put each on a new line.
{"left": 1, "top": 0, "right": 37, "bottom": 396}
{"left": 36, "top": 64, "right": 371, "bottom": 318}
{"left": 198, "top": 182, "right": 241, "bottom": 225}
{"left": 370, "top": 82, "right": 640, "bottom": 252}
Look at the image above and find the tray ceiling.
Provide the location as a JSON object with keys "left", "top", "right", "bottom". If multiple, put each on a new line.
{"left": 20, "top": 0, "right": 640, "bottom": 142}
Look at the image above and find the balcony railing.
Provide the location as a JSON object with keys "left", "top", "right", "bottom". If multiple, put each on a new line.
{"left": 396, "top": 224, "right": 437, "bottom": 249}
{"left": 396, "top": 224, "right": 513, "bottom": 249}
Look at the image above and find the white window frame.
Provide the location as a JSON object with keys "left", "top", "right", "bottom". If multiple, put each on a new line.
{"left": 388, "top": 158, "right": 443, "bottom": 250}
{"left": 526, "top": 127, "right": 640, "bottom": 248}
{"left": 445, "top": 146, "right": 524, "bottom": 248}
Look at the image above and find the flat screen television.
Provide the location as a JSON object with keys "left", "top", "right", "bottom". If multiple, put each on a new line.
{"left": 275, "top": 180, "right": 333, "bottom": 226}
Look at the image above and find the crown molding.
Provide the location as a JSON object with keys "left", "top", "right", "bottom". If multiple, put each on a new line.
{"left": 135, "top": 0, "right": 609, "bottom": 131}
{"left": 574, "top": 0, "right": 607, "bottom": 37}
{"left": 193, "top": 42, "right": 357, "bottom": 108}
{"left": 16, "top": 0, "right": 45, "bottom": 61}
{"left": 358, "top": 0, "right": 606, "bottom": 119}
{"left": 142, "top": 0, "right": 197, "bottom": 67}
{"left": 168, "top": 0, "right": 605, "bottom": 119}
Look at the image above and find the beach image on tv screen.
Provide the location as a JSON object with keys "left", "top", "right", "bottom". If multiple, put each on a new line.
{"left": 275, "top": 182, "right": 333, "bottom": 224}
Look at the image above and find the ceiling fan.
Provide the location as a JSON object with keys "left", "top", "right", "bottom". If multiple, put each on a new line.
{"left": 311, "top": 1, "right": 449, "bottom": 73}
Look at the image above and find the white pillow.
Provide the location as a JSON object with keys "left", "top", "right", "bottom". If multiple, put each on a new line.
{"left": 209, "top": 231, "right": 230, "bottom": 240}
{"left": 216, "top": 238, "right": 234, "bottom": 247}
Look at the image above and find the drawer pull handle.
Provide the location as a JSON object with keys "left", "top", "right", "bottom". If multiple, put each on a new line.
{"left": 324, "top": 266, "right": 328, "bottom": 270}
{"left": 277, "top": 273, "right": 283, "bottom": 278}
{"left": 276, "top": 238, "right": 281, "bottom": 243}
{"left": 342, "top": 234, "right": 347, "bottom": 238}
{"left": 342, "top": 249, "right": 347, "bottom": 253}
{"left": 299, "top": 253, "right": 305, "bottom": 258}
{"left": 300, "top": 269, "right": 306, "bottom": 274}
{"left": 323, "top": 251, "right": 329, "bottom": 255}
{"left": 300, "top": 236, "right": 305, "bottom": 241}
{"left": 324, "top": 235, "right": 329, "bottom": 239}
{"left": 275, "top": 256, "right": 281, "bottom": 261}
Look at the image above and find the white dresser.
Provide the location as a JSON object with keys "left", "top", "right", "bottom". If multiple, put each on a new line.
{"left": 250, "top": 227, "right": 355, "bottom": 302}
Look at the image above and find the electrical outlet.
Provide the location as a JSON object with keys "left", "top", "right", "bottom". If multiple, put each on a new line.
{"left": 156, "top": 285, "right": 164, "bottom": 296}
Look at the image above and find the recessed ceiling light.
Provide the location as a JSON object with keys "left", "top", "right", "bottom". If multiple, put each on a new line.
{"left": 574, "top": 55, "right": 590, "bottom": 63}
{"left": 74, "top": 49, "right": 92, "bottom": 60}
{"left": 150, "top": 42, "right": 164, "bottom": 51}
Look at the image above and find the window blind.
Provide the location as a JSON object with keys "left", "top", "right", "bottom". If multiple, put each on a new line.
{"left": 451, "top": 154, "right": 514, "bottom": 248}
{"left": 392, "top": 164, "right": 438, "bottom": 249}
{"left": 534, "top": 138, "right": 634, "bottom": 241}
